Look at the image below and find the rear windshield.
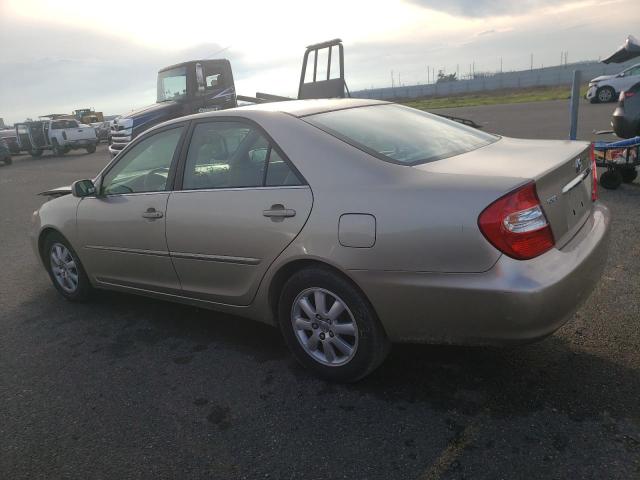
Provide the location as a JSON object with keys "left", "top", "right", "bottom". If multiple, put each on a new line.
{"left": 304, "top": 104, "right": 498, "bottom": 165}
{"left": 51, "top": 120, "right": 79, "bottom": 129}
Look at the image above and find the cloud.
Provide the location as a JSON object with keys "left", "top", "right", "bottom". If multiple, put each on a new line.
{"left": 405, "top": 0, "right": 569, "bottom": 17}
{"left": 0, "top": 19, "right": 246, "bottom": 123}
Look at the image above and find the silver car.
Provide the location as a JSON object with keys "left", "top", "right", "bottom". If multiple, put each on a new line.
{"left": 32, "top": 99, "right": 611, "bottom": 382}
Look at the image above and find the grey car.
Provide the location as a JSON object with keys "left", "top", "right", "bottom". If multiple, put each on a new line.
{"left": 32, "top": 99, "right": 611, "bottom": 382}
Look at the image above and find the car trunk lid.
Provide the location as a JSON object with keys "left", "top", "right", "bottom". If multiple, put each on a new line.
{"left": 415, "top": 137, "right": 594, "bottom": 248}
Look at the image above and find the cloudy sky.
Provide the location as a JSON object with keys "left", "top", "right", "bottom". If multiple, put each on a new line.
{"left": 0, "top": 0, "right": 638, "bottom": 123}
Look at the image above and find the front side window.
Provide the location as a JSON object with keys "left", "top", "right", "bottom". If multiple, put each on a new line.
{"left": 305, "top": 104, "right": 498, "bottom": 165}
{"left": 101, "top": 127, "right": 183, "bottom": 195}
{"left": 157, "top": 67, "right": 187, "bottom": 102}
{"left": 183, "top": 121, "right": 302, "bottom": 190}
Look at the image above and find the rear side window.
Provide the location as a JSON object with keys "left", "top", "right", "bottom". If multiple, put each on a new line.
{"left": 182, "top": 121, "right": 302, "bottom": 190}
{"left": 304, "top": 104, "right": 498, "bottom": 165}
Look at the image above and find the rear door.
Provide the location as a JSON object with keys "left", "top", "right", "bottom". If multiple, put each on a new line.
{"left": 622, "top": 65, "right": 640, "bottom": 91}
{"left": 165, "top": 119, "right": 312, "bottom": 305}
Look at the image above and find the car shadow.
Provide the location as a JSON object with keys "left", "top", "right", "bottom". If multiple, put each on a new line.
{"left": 15, "top": 286, "right": 639, "bottom": 426}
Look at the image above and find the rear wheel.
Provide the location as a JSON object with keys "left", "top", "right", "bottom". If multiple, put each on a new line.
{"left": 596, "top": 86, "right": 615, "bottom": 103}
{"left": 30, "top": 148, "right": 43, "bottom": 158}
{"left": 52, "top": 139, "right": 65, "bottom": 156}
{"left": 43, "top": 232, "right": 92, "bottom": 301}
{"left": 621, "top": 167, "right": 638, "bottom": 183}
{"left": 600, "top": 169, "right": 623, "bottom": 189}
{"left": 278, "top": 267, "right": 390, "bottom": 382}
{"left": 2, "top": 156, "right": 11, "bottom": 165}
{"left": 86, "top": 144, "right": 96, "bottom": 154}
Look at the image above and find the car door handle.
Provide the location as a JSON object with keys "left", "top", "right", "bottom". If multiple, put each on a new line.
{"left": 263, "top": 204, "right": 296, "bottom": 218}
{"left": 142, "top": 208, "right": 163, "bottom": 219}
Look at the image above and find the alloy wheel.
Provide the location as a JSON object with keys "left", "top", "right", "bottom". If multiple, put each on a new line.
{"left": 50, "top": 243, "right": 79, "bottom": 293}
{"left": 598, "top": 88, "right": 613, "bottom": 102}
{"left": 291, "top": 287, "right": 358, "bottom": 367}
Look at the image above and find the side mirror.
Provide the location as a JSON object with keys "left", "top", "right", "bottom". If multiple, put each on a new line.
{"left": 71, "top": 179, "right": 97, "bottom": 198}
{"left": 195, "top": 63, "right": 205, "bottom": 93}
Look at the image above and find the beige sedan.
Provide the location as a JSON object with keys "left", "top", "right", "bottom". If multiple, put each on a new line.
{"left": 32, "top": 99, "right": 611, "bottom": 381}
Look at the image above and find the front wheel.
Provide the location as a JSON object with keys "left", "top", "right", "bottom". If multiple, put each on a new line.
{"left": 30, "top": 149, "right": 43, "bottom": 158}
{"left": 278, "top": 267, "right": 390, "bottom": 382}
{"left": 596, "top": 86, "right": 615, "bottom": 103}
{"left": 43, "top": 232, "right": 92, "bottom": 301}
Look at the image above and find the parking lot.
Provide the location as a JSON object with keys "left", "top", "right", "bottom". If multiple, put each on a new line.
{"left": 1, "top": 100, "right": 639, "bottom": 479}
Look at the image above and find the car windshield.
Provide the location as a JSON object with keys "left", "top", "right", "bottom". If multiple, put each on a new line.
{"left": 305, "top": 104, "right": 498, "bottom": 165}
{"left": 157, "top": 67, "right": 187, "bottom": 102}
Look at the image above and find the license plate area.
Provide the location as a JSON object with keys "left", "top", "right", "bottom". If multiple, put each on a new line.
{"left": 564, "top": 175, "right": 591, "bottom": 230}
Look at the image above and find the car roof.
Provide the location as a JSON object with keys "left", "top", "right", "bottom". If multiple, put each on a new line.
{"left": 154, "top": 98, "right": 390, "bottom": 132}
{"left": 235, "top": 98, "right": 389, "bottom": 117}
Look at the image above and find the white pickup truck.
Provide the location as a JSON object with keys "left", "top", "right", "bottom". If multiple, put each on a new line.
{"left": 16, "top": 118, "right": 98, "bottom": 157}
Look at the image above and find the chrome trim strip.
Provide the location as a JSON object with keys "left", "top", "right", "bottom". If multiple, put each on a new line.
{"left": 85, "top": 245, "right": 169, "bottom": 257}
{"left": 174, "top": 185, "right": 310, "bottom": 194}
{"left": 170, "top": 251, "right": 260, "bottom": 265}
{"left": 562, "top": 167, "right": 591, "bottom": 194}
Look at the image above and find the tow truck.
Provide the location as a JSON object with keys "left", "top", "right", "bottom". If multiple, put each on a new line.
{"left": 109, "top": 39, "right": 349, "bottom": 156}
{"left": 109, "top": 38, "right": 480, "bottom": 157}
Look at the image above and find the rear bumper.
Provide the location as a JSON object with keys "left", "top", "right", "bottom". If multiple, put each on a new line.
{"left": 350, "top": 203, "right": 611, "bottom": 345}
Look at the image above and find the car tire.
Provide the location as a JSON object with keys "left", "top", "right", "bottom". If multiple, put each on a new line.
{"left": 86, "top": 144, "right": 96, "bottom": 154}
{"left": 31, "top": 149, "right": 43, "bottom": 158}
{"left": 621, "top": 167, "right": 638, "bottom": 183}
{"left": 2, "top": 156, "right": 11, "bottom": 165}
{"left": 43, "top": 232, "right": 92, "bottom": 302}
{"left": 596, "top": 86, "right": 615, "bottom": 103}
{"left": 278, "top": 266, "right": 390, "bottom": 382}
{"left": 599, "top": 169, "right": 623, "bottom": 190}
{"left": 52, "top": 139, "right": 65, "bottom": 157}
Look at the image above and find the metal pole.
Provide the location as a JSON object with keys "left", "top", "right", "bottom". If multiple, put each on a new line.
{"left": 569, "top": 70, "right": 581, "bottom": 140}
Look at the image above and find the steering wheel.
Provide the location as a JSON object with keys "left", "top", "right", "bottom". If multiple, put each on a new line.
{"left": 143, "top": 167, "right": 168, "bottom": 191}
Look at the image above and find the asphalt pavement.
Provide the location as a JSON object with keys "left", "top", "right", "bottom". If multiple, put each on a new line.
{"left": 1, "top": 100, "right": 639, "bottom": 480}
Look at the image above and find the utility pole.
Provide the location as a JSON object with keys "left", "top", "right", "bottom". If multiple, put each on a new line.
{"left": 391, "top": 70, "right": 394, "bottom": 88}
{"left": 500, "top": 57, "right": 503, "bottom": 73}
{"left": 456, "top": 64, "right": 459, "bottom": 78}
{"left": 530, "top": 53, "right": 533, "bottom": 70}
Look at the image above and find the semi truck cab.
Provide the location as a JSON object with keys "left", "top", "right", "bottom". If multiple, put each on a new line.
{"left": 109, "top": 59, "right": 236, "bottom": 156}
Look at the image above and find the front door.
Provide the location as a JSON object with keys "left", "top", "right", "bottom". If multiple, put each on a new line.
{"left": 77, "top": 125, "right": 185, "bottom": 293}
{"left": 166, "top": 119, "right": 312, "bottom": 305}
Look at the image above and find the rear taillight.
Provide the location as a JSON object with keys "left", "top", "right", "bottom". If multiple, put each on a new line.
{"left": 590, "top": 143, "right": 598, "bottom": 201}
{"left": 624, "top": 91, "right": 635, "bottom": 98}
{"left": 478, "top": 182, "right": 554, "bottom": 260}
